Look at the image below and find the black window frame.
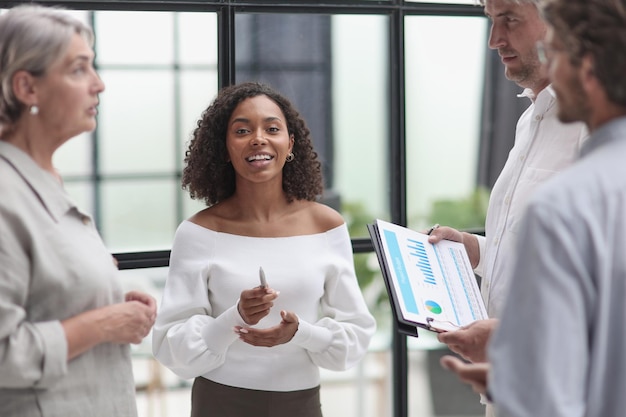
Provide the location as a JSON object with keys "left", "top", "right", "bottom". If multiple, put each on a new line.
{"left": 0, "top": 2, "right": 493, "bottom": 417}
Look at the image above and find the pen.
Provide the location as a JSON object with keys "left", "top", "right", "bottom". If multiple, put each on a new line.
{"left": 259, "top": 266, "right": 268, "bottom": 288}
{"left": 427, "top": 223, "right": 440, "bottom": 236}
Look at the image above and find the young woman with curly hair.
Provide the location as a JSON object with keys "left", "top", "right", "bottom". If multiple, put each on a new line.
{"left": 152, "top": 82, "right": 376, "bottom": 417}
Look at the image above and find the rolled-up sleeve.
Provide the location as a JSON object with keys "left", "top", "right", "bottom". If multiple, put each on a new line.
{"left": 0, "top": 216, "right": 68, "bottom": 388}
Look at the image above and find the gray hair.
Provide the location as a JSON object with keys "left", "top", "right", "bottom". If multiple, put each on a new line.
{"left": 0, "top": 5, "right": 94, "bottom": 131}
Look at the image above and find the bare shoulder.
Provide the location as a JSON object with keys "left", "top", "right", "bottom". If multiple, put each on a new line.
{"left": 187, "top": 207, "right": 213, "bottom": 228}
{"left": 305, "top": 201, "right": 345, "bottom": 232}
{"left": 187, "top": 203, "right": 235, "bottom": 231}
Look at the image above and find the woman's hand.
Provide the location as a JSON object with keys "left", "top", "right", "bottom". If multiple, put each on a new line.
{"left": 237, "top": 286, "right": 279, "bottom": 325}
{"left": 235, "top": 310, "right": 299, "bottom": 347}
{"left": 62, "top": 291, "right": 157, "bottom": 360}
{"left": 99, "top": 291, "right": 157, "bottom": 344}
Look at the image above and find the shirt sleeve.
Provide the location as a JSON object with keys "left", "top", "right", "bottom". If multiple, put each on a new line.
{"left": 290, "top": 225, "right": 377, "bottom": 371}
{"left": 151, "top": 225, "right": 244, "bottom": 380}
{"left": 0, "top": 205, "right": 68, "bottom": 388}
{"left": 473, "top": 233, "right": 486, "bottom": 278}
{"left": 488, "top": 201, "right": 591, "bottom": 417}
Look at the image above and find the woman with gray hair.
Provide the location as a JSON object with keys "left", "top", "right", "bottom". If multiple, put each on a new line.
{"left": 0, "top": 5, "right": 156, "bottom": 417}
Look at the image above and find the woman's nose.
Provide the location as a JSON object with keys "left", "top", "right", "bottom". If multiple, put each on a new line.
{"left": 251, "top": 130, "right": 267, "bottom": 145}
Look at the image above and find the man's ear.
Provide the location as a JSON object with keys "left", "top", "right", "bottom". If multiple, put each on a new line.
{"left": 12, "top": 70, "right": 38, "bottom": 106}
{"left": 579, "top": 54, "right": 597, "bottom": 94}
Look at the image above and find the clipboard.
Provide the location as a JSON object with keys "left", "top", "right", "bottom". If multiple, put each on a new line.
{"left": 368, "top": 219, "right": 487, "bottom": 337}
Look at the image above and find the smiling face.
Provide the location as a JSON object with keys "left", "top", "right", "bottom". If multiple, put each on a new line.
{"left": 226, "top": 94, "right": 294, "bottom": 186}
{"left": 485, "top": 0, "right": 548, "bottom": 93}
{"left": 32, "top": 32, "right": 105, "bottom": 142}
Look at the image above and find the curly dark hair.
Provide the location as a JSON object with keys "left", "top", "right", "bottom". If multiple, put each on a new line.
{"left": 182, "top": 82, "right": 323, "bottom": 206}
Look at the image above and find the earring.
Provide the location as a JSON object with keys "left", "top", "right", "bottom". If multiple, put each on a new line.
{"left": 285, "top": 152, "right": 294, "bottom": 162}
{"left": 29, "top": 105, "right": 39, "bottom": 115}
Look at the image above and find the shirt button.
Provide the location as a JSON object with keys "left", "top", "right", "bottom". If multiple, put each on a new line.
{"left": 493, "top": 237, "right": 499, "bottom": 245}
{"left": 504, "top": 196, "right": 511, "bottom": 205}
{"left": 82, "top": 216, "right": 91, "bottom": 226}
{"left": 535, "top": 115, "right": 542, "bottom": 121}
{"left": 519, "top": 155, "right": 525, "bottom": 162}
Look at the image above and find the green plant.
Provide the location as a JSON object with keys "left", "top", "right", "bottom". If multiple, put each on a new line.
{"left": 427, "top": 186, "right": 490, "bottom": 230}
{"left": 341, "top": 201, "right": 390, "bottom": 316}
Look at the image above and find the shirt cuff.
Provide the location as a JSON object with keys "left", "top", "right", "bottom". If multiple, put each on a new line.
{"left": 201, "top": 304, "right": 246, "bottom": 350}
{"left": 34, "top": 321, "right": 68, "bottom": 388}
{"left": 290, "top": 318, "right": 332, "bottom": 353}
{"left": 473, "top": 234, "right": 486, "bottom": 277}
{"left": 214, "top": 302, "right": 248, "bottom": 329}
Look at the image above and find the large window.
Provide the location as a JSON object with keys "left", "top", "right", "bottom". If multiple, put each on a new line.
{"left": 54, "top": 10, "right": 218, "bottom": 252}
{"left": 405, "top": 15, "right": 488, "bottom": 231}
{"left": 4, "top": 1, "right": 500, "bottom": 416}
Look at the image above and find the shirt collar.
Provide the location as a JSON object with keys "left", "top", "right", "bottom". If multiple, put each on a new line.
{"left": 517, "top": 87, "right": 535, "bottom": 101}
{"left": 0, "top": 141, "right": 74, "bottom": 222}
{"left": 517, "top": 85, "right": 556, "bottom": 114}
{"left": 581, "top": 116, "right": 626, "bottom": 158}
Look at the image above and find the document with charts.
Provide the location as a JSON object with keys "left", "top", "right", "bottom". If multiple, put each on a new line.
{"left": 368, "top": 219, "right": 487, "bottom": 336}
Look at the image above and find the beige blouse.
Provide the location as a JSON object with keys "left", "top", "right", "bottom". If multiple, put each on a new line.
{"left": 0, "top": 141, "right": 137, "bottom": 417}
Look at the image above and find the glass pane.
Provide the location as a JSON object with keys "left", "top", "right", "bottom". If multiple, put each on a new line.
{"left": 178, "top": 69, "right": 219, "bottom": 221}
{"left": 98, "top": 69, "right": 176, "bottom": 174}
{"left": 117, "top": 267, "right": 194, "bottom": 415}
{"left": 404, "top": 15, "right": 487, "bottom": 417}
{"left": 53, "top": 132, "right": 92, "bottom": 176}
{"left": 235, "top": 13, "right": 333, "bottom": 171}
{"left": 181, "top": 190, "right": 208, "bottom": 220}
{"left": 179, "top": 69, "right": 219, "bottom": 158}
{"left": 408, "top": 337, "right": 487, "bottom": 417}
{"left": 178, "top": 13, "right": 218, "bottom": 65}
{"left": 63, "top": 181, "right": 94, "bottom": 218}
{"left": 235, "top": 13, "right": 389, "bottom": 238}
{"left": 95, "top": 11, "right": 175, "bottom": 65}
{"left": 332, "top": 15, "right": 389, "bottom": 235}
{"left": 237, "top": 14, "right": 329, "bottom": 66}
{"left": 101, "top": 179, "right": 178, "bottom": 252}
{"left": 405, "top": 16, "right": 488, "bottom": 231}
{"left": 47, "top": 9, "right": 218, "bottom": 249}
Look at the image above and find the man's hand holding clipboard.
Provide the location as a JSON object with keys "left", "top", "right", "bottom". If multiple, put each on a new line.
{"left": 368, "top": 219, "right": 487, "bottom": 337}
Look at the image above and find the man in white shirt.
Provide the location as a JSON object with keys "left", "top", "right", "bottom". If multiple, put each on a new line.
{"left": 429, "top": 0, "right": 587, "bottom": 364}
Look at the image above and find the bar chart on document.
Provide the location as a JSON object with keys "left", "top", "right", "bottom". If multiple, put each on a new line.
{"left": 375, "top": 219, "right": 487, "bottom": 331}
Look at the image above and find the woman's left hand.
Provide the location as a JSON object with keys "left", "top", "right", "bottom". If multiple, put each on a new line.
{"left": 234, "top": 310, "right": 299, "bottom": 347}
{"left": 238, "top": 287, "right": 278, "bottom": 325}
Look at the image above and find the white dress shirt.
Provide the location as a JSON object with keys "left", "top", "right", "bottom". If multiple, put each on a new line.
{"left": 475, "top": 86, "right": 588, "bottom": 318}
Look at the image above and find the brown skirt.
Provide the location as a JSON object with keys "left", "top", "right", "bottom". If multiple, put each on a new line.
{"left": 190, "top": 377, "right": 323, "bottom": 417}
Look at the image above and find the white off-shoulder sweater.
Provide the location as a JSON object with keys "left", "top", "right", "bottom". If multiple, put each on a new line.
{"left": 152, "top": 221, "right": 376, "bottom": 391}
